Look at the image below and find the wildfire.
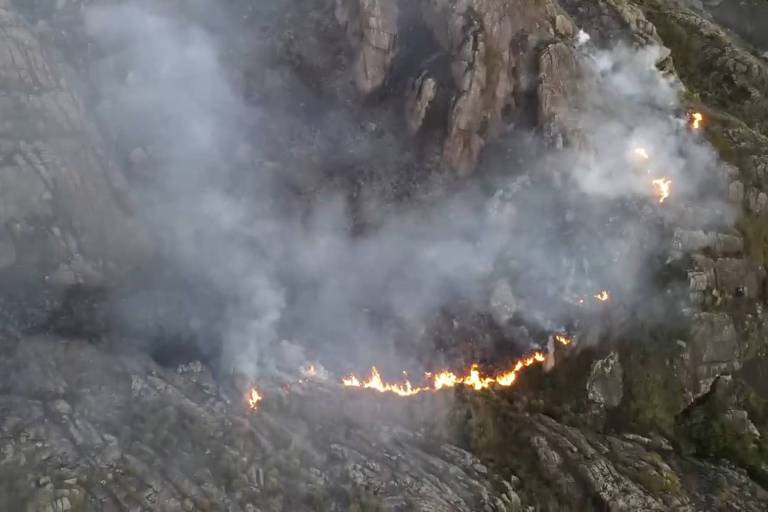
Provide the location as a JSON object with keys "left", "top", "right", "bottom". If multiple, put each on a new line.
{"left": 651, "top": 177, "right": 672, "bottom": 203}
{"left": 342, "top": 352, "right": 547, "bottom": 397}
{"left": 247, "top": 387, "right": 263, "bottom": 410}
{"left": 689, "top": 112, "right": 704, "bottom": 130}
{"left": 594, "top": 290, "right": 610, "bottom": 302}
{"left": 341, "top": 367, "right": 424, "bottom": 396}
{"left": 554, "top": 334, "right": 573, "bottom": 346}
{"left": 301, "top": 363, "right": 317, "bottom": 377}
{"left": 632, "top": 147, "right": 650, "bottom": 160}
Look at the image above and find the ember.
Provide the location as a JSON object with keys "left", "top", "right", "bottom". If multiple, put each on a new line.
{"left": 651, "top": 177, "right": 672, "bottom": 204}
{"left": 690, "top": 112, "right": 704, "bottom": 130}
{"left": 594, "top": 290, "right": 610, "bottom": 302}
{"left": 301, "top": 363, "right": 317, "bottom": 377}
{"left": 632, "top": 147, "right": 650, "bottom": 160}
{"left": 247, "top": 387, "right": 263, "bottom": 410}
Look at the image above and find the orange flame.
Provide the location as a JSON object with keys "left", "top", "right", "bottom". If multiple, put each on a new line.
{"left": 594, "top": 290, "right": 610, "bottom": 302}
{"left": 342, "top": 352, "right": 547, "bottom": 397}
{"left": 690, "top": 112, "right": 704, "bottom": 130}
{"left": 302, "top": 363, "right": 317, "bottom": 377}
{"left": 554, "top": 334, "right": 573, "bottom": 346}
{"left": 342, "top": 367, "right": 424, "bottom": 396}
{"left": 651, "top": 177, "right": 672, "bottom": 203}
{"left": 632, "top": 147, "right": 650, "bottom": 160}
{"left": 247, "top": 387, "right": 263, "bottom": 410}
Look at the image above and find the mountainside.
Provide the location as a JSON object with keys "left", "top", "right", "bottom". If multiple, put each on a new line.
{"left": 2, "top": 0, "right": 768, "bottom": 511}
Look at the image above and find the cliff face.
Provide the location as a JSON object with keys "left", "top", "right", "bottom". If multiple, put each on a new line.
{"left": 2, "top": 0, "right": 768, "bottom": 511}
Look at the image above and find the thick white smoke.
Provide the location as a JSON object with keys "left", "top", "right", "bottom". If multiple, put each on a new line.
{"left": 82, "top": 1, "right": 732, "bottom": 379}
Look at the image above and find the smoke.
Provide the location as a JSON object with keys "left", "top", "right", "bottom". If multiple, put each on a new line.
{"left": 81, "top": 1, "right": 731, "bottom": 379}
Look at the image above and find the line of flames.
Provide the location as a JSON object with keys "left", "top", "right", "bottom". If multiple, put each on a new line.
{"left": 248, "top": 333, "right": 576, "bottom": 407}
{"left": 341, "top": 354, "right": 546, "bottom": 396}
{"left": 340, "top": 334, "right": 573, "bottom": 397}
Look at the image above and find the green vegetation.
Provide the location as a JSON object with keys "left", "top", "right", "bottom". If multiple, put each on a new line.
{"left": 639, "top": 1, "right": 768, "bottom": 138}
{"left": 305, "top": 485, "right": 332, "bottom": 511}
{"left": 675, "top": 378, "right": 768, "bottom": 487}
{"left": 347, "top": 493, "right": 384, "bottom": 512}
{"left": 646, "top": 15, "right": 709, "bottom": 95}
{"left": 737, "top": 215, "right": 768, "bottom": 266}
{"left": 701, "top": 111, "right": 761, "bottom": 167}
{"left": 612, "top": 335, "right": 687, "bottom": 437}
{"left": 632, "top": 452, "right": 683, "bottom": 496}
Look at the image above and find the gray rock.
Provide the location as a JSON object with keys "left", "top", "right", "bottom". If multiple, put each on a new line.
{"left": 538, "top": 42, "right": 581, "bottom": 149}
{"left": 687, "top": 313, "right": 743, "bottom": 398}
{"left": 586, "top": 352, "right": 624, "bottom": 408}
{"left": 729, "top": 180, "right": 745, "bottom": 203}
{"left": 0, "top": 4, "right": 151, "bottom": 284}
{"left": 746, "top": 187, "right": 768, "bottom": 214}
{"left": 489, "top": 278, "right": 519, "bottom": 326}
{"left": 336, "top": 0, "right": 398, "bottom": 95}
{"left": 671, "top": 229, "right": 744, "bottom": 258}
{"left": 723, "top": 409, "right": 761, "bottom": 439}
{"left": 405, "top": 71, "right": 438, "bottom": 134}
{"left": 714, "top": 258, "right": 764, "bottom": 299}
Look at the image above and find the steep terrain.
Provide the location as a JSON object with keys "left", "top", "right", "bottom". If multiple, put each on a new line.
{"left": 1, "top": 0, "right": 768, "bottom": 511}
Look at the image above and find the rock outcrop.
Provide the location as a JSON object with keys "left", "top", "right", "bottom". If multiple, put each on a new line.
{"left": 1, "top": 0, "right": 768, "bottom": 510}
{"left": 586, "top": 352, "right": 624, "bottom": 407}
{"left": 0, "top": 335, "right": 510, "bottom": 512}
{"left": 2, "top": 333, "right": 768, "bottom": 511}
{"left": 537, "top": 41, "right": 581, "bottom": 149}
{"left": 334, "top": 0, "right": 580, "bottom": 173}
{"left": 0, "top": 0, "right": 149, "bottom": 287}
{"left": 685, "top": 313, "right": 743, "bottom": 398}
{"left": 336, "top": 0, "right": 399, "bottom": 95}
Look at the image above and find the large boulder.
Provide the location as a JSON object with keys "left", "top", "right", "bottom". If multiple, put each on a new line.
{"left": 586, "top": 352, "right": 624, "bottom": 408}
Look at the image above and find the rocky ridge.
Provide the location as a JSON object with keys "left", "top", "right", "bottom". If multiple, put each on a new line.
{"left": 1, "top": 0, "right": 768, "bottom": 510}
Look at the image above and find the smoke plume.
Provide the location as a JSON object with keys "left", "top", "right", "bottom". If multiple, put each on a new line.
{"left": 81, "top": 1, "right": 732, "bottom": 380}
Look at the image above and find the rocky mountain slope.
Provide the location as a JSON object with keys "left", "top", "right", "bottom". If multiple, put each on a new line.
{"left": 2, "top": 0, "right": 768, "bottom": 511}
{"left": 0, "top": 0, "right": 150, "bottom": 284}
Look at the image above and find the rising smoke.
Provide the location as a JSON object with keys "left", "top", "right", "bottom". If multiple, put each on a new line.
{"left": 81, "top": 0, "right": 732, "bottom": 381}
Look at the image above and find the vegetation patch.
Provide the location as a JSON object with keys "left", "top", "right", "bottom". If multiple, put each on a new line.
{"left": 675, "top": 378, "right": 768, "bottom": 487}
{"left": 736, "top": 215, "right": 768, "bottom": 267}
{"left": 639, "top": 1, "right": 768, "bottom": 138}
{"left": 612, "top": 334, "right": 687, "bottom": 437}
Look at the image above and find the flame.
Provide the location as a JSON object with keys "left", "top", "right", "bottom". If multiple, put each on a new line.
{"left": 342, "top": 367, "right": 425, "bottom": 396}
{"left": 690, "top": 112, "right": 704, "bottom": 130}
{"left": 632, "top": 147, "right": 650, "bottom": 160}
{"left": 247, "top": 387, "right": 263, "bottom": 410}
{"left": 554, "top": 334, "right": 573, "bottom": 346}
{"left": 342, "top": 351, "right": 547, "bottom": 397}
{"left": 651, "top": 177, "right": 672, "bottom": 203}
{"left": 302, "top": 363, "right": 317, "bottom": 377}
{"left": 594, "top": 290, "right": 610, "bottom": 302}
